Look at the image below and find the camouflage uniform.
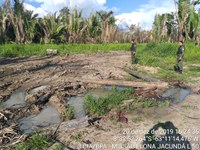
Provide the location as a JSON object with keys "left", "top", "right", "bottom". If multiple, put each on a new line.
{"left": 174, "top": 45, "right": 184, "bottom": 73}
{"left": 131, "top": 41, "right": 137, "bottom": 64}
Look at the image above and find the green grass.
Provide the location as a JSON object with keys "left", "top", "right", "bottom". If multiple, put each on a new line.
{"left": 137, "top": 41, "right": 200, "bottom": 67}
{"left": 132, "top": 116, "right": 143, "bottom": 122}
{"left": 70, "top": 131, "right": 87, "bottom": 142}
{"left": 15, "top": 134, "right": 53, "bottom": 150}
{"left": 61, "top": 105, "right": 75, "bottom": 121}
{"left": 181, "top": 104, "right": 193, "bottom": 110}
{"left": 0, "top": 43, "right": 144, "bottom": 58}
{"left": 134, "top": 41, "right": 200, "bottom": 81}
{"left": 84, "top": 88, "right": 135, "bottom": 116}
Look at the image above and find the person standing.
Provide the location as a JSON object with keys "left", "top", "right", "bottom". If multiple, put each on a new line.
{"left": 174, "top": 41, "right": 185, "bottom": 74}
{"left": 130, "top": 38, "right": 137, "bottom": 64}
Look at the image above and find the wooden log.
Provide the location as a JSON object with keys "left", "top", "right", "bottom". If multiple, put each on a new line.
{"left": 35, "top": 92, "right": 52, "bottom": 105}
{"left": 123, "top": 68, "right": 160, "bottom": 82}
{"left": 83, "top": 79, "right": 169, "bottom": 88}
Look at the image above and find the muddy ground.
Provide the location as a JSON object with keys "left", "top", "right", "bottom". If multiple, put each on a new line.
{"left": 0, "top": 51, "right": 200, "bottom": 150}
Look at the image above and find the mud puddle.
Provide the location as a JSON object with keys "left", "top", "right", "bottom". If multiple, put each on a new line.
{"left": 162, "top": 86, "right": 191, "bottom": 103}
{"left": 67, "top": 96, "right": 85, "bottom": 119}
{"left": 0, "top": 86, "right": 60, "bottom": 134}
{"left": 19, "top": 104, "right": 60, "bottom": 134}
{"left": 0, "top": 88, "right": 26, "bottom": 109}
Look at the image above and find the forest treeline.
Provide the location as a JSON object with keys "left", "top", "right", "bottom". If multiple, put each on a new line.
{"left": 0, "top": 0, "right": 200, "bottom": 44}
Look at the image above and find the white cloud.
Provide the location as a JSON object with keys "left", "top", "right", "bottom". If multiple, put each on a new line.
{"left": 23, "top": 3, "right": 47, "bottom": 17}
{"left": 24, "top": 0, "right": 176, "bottom": 30}
{"left": 23, "top": 3, "right": 36, "bottom": 11}
{"left": 116, "top": 0, "right": 176, "bottom": 30}
{"left": 24, "top": 0, "right": 107, "bottom": 17}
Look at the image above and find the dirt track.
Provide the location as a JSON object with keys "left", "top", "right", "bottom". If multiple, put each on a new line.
{"left": 0, "top": 51, "right": 200, "bottom": 150}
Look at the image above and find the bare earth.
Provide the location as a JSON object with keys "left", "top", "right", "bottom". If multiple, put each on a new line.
{"left": 0, "top": 51, "right": 200, "bottom": 150}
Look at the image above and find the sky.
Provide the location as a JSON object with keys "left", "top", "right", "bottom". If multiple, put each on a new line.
{"left": 1, "top": 0, "right": 176, "bottom": 29}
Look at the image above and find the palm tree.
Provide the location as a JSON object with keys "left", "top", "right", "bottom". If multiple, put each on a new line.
{"left": 0, "top": 2, "right": 8, "bottom": 43}
{"left": 86, "top": 13, "right": 101, "bottom": 43}
{"left": 97, "top": 10, "right": 116, "bottom": 43}
{"left": 23, "top": 10, "right": 38, "bottom": 43}
{"left": 67, "top": 7, "right": 87, "bottom": 43}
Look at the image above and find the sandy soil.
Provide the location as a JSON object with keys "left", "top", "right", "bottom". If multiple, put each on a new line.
{"left": 0, "top": 51, "right": 200, "bottom": 150}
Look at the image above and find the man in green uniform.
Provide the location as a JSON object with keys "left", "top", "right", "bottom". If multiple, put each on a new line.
{"left": 130, "top": 38, "right": 137, "bottom": 64}
{"left": 174, "top": 41, "right": 184, "bottom": 74}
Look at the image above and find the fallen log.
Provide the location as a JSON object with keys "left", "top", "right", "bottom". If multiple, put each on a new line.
{"left": 123, "top": 68, "right": 160, "bottom": 82}
{"left": 83, "top": 79, "right": 169, "bottom": 88}
{"left": 35, "top": 92, "right": 52, "bottom": 105}
{"left": 23, "top": 92, "right": 52, "bottom": 114}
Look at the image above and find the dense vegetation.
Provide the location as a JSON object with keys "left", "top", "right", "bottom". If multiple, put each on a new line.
{"left": 0, "top": 43, "right": 132, "bottom": 57}
{"left": 152, "top": 0, "right": 200, "bottom": 43}
{"left": 0, "top": 0, "right": 200, "bottom": 45}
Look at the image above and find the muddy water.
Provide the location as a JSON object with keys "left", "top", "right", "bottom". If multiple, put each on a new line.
{"left": 67, "top": 96, "right": 85, "bottom": 119}
{"left": 0, "top": 88, "right": 26, "bottom": 109}
{"left": 19, "top": 105, "right": 60, "bottom": 134}
{"left": 162, "top": 87, "right": 191, "bottom": 103}
{"left": 0, "top": 86, "right": 60, "bottom": 134}
{"left": 1, "top": 85, "right": 191, "bottom": 134}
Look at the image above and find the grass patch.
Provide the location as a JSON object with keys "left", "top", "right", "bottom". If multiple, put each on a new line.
{"left": 134, "top": 41, "right": 200, "bottom": 82}
{"left": 84, "top": 88, "right": 135, "bottom": 116}
{"left": 0, "top": 43, "right": 144, "bottom": 58}
{"left": 61, "top": 105, "right": 75, "bottom": 121}
{"left": 52, "top": 143, "right": 63, "bottom": 150}
{"left": 70, "top": 131, "right": 87, "bottom": 142}
{"left": 132, "top": 116, "right": 143, "bottom": 122}
{"left": 15, "top": 134, "right": 53, "bottom": 150}
{"left": 189, "top": 66, "right": 200, "bottom": 72}
{"left": 181, "top": 104, "right": 193, "bottom": 110}
{"left": 125, "top": 98, "right": 171, "bottom": 113}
